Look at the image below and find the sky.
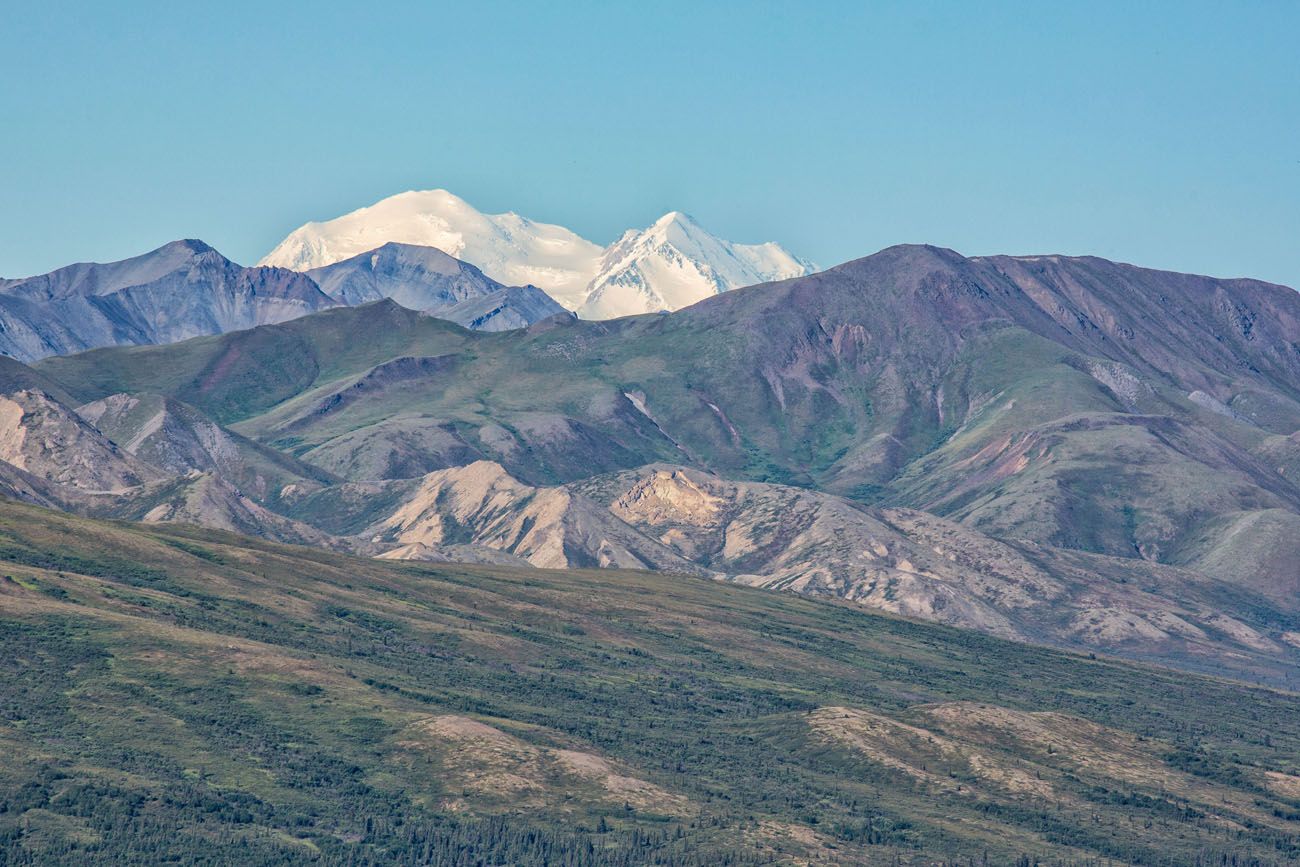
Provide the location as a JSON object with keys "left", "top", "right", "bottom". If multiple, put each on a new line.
{"left": 2, "top": 1, "right": 1297, "bottom": 286}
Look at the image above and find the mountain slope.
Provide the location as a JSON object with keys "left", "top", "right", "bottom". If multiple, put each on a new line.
{"left": 0, "top": 387, "right": 165, "bottom": 492}
{"left": 438, "top": 284, "right": 574, "bottom": 331}
{"left": 2, "top": 499, "right": 1299, "bottom": 864}
{"left": 29, "top": 247, "right": 1300, "bottom": 683}
{"left": 362, "top": 462, "right": 1300, "bottom": 683}
{"left": 260, "top": 189, "right": 814, "bottom": 317}
{"left": 0, "top": 240, "right": 338, "bottom": 361}
{"left": 0, "top": 357, "right": 340, "bottom": 547}
{"left": 304, "top": 241, "right": 568, "bottom": 330}
{"left": 76, "top": 391, "right": 336, "bottom": 505}
{"left": 36, "top": 300, "right": 474, "bottom": 424}
{"left": 364, "top": 460, "right": 701, "bottom": 572}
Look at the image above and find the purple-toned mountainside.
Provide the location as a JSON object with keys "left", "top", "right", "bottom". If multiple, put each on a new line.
{"left": 19, "top": 244, "right": 1300, "bottom": 685}
{"left": 0, "top": 239, "right": 572, "bottom": 363}
{"left": 306, "top": 242, "right": 569, "bottom": 331}
{"left": 0, "top": 240, "right": 338, "bottom": 361}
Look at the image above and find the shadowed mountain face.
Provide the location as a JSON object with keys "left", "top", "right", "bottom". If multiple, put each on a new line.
{"left": 306, "top": 242, "right": 501, "bottom": 306}
{"left": 258, "top": 188, "right": 814, "bottom": 317}
{"left": 0, "top": 239, "right": 572, "bottom": 363}
{"left": 305, "top": 241, "right": 569, "bottom": 330}
{"left": 15, "top": 244, "right": 1300, "bottom": 684}
{"left": 0, "top": 240, "right": 339, "bottom": 361}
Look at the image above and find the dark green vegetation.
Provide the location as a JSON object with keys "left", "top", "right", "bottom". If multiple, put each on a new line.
{"left": 2, "top": 499, "right": 1300, "bottom": 864}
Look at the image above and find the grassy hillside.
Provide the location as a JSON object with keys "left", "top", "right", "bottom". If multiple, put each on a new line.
{"left": 1, "top": 500, "right": 1299, "bottom": 864}
{"left": 35, "top": 301, "right": 473, "bottom": 425}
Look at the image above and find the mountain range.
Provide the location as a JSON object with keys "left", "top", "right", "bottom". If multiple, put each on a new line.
{"left": 259, "top": 189, "right": 815, "bottom": 317}
{"left": 4, "top": 225, "right": 1300, "bottom": 862}
{"left": 0, "top": 239, "right": 335, "bottom": 362}
{"left": 0, "top": 243, "right": 1292, "bottom": 688}
{"left": 0, "top": 188, "right": 814, "bottom": 360}
{"left": 0, "top": 238, "right": 569, "bottom": 361}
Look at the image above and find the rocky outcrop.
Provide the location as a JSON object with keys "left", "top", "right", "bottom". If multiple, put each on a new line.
{"left": 366, "top": 461, "right": 700, "bottom": 572}
{"left": 0, "top": 388, "right": 164, "bottom": 492}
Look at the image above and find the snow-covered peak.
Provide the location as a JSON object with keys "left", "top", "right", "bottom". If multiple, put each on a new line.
{"left": 644, "top": 212, "right": 707, "bottom": 245}
{"left": 652, "top": 210, "right": 691, "bottom": 228}
{"left": 260, "top": 191, "right": 814, "bottom": 319}
{"left": 577, "top": 212, "right": 814, "bottom": 319}
{"left": 260, "top": 189, "right": 603, "bottom": 309}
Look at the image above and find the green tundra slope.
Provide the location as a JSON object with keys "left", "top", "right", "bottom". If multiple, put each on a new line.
{"left": 1, "top": 499, "right": 1299, "bottom": 865}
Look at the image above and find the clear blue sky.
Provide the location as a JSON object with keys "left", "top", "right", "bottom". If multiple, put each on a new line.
{"left": 2, "top": 1, "right": 1297, "bottom": 286}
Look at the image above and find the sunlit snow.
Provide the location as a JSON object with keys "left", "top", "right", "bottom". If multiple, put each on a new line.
{"left": 260, "top": 190, "right": 814, "bottom": 319}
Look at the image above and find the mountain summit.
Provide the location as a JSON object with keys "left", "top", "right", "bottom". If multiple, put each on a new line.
{"left": 0, "top": 240, "right": 336, "bottom": 361}
{"left": 259, "top": 189, "right": 814, "bottom": 318}
{"left": 580, "top": 211, "right": 813, "bottom": 318}
{"left": 305, "top": 241, "right": 568, "bottom": 331}
{"left": 261, "top": 190, "right": 603, "bottom": 304}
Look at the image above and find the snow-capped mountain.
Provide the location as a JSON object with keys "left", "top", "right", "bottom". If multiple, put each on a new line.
{"left": 260, "top": 190, "right": 815, "bottom": 318}
{"left": 261, "top": 190, "right": 603, "bottom": 309}
{"left": 578, "top": 211, "right": 813, "bottom": 319}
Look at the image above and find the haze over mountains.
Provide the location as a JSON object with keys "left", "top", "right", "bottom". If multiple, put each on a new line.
{"left": 260, "top": 189, "right": 815, "bottom": 317}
